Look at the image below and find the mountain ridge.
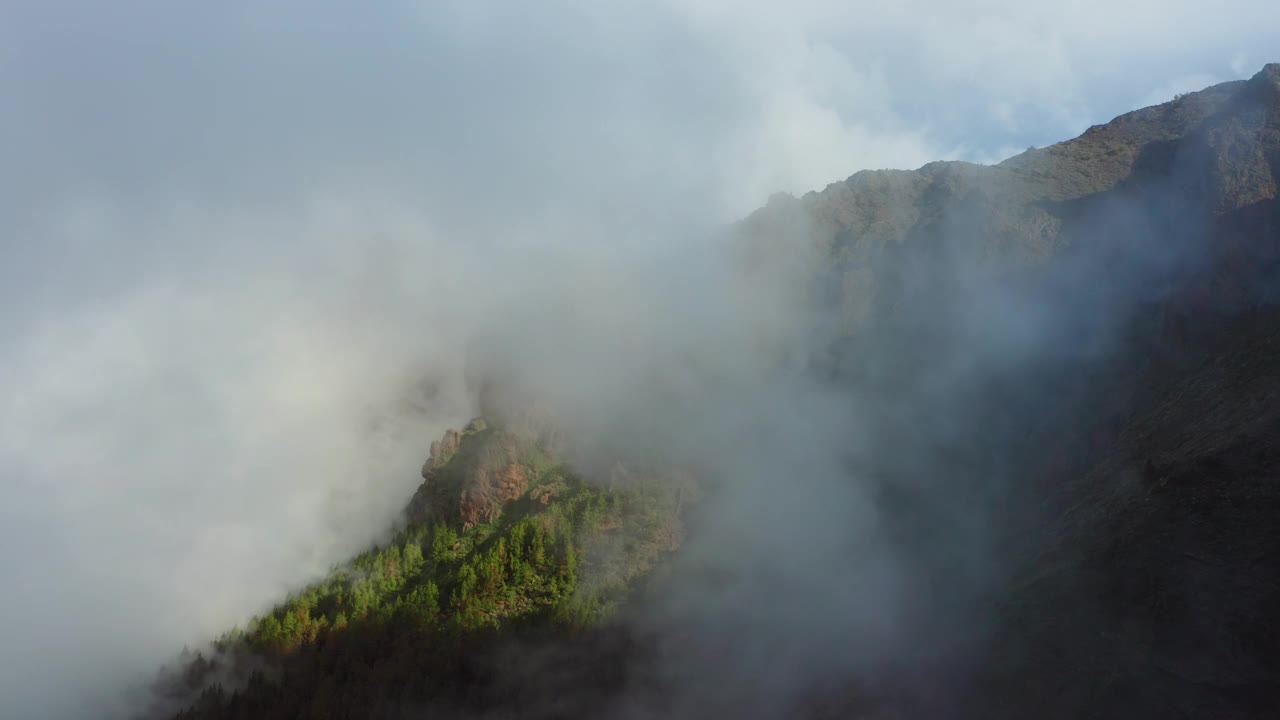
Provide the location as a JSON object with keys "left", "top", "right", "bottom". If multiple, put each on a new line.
{"left": 155, "top": 64, "right": 1280, "bottom": 719}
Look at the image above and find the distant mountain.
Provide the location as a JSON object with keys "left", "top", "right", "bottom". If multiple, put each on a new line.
{"left": 742, "top": 63, "right": 1279, "bottom": 338}
{"left": 157, "top": 65, "right": 1280, "bottom": 719}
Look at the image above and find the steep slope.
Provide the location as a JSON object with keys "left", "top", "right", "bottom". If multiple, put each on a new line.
{"left": 150, "top": 421, "right": 686, "bottom": 719}
{"left": 798, "top": 64, "right": 1280, "bottom": 718}
{"left": 160, "top": 66, "right": 1280, "bottom": 719}
{"left": 967, "top": 309, "right": 1280, "bottom": 719}
{"left": 708, "top": 65, "right": 1280, "bottom": 718}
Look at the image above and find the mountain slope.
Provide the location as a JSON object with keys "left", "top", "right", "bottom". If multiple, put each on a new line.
{"left": 149, "top": 422, "right": 686, "bottom": 719}
{"left": 159, "top": 65, "right": 1280, "bottom": 719}
{"left": 970, "top": 309, "right": 1280, "bottom": 719}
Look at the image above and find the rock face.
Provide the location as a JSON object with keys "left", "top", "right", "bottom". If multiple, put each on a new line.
{"left": 973, "top": 311, "right": 1280, "bottom": 719}
{"left": 411, "top": 421, "right": 537, "bottom": 529}
{"left": 424, "top": 429, "right": 462, "bottom": 475}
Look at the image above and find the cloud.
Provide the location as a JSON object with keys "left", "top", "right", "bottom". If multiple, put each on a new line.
{"left": 1, "top": 1, "right": 1278, "bottom": 717}
{"left": 0, "top": 199, "right": 475, "bottom": 718}
{"left": 1138, "top": 72, "right": 1223, "bottom": 108}
{"left": 1232, "top": 52, "right": 1254, "bottom": 76}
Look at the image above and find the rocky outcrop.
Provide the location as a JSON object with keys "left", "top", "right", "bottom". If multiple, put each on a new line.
{"left": 410, "top": 420, "right": 542, "bottom": 530}
{"left": 456, "top": 457, "right": 528, "bottom": 529}
{"left": 423, "top": 429, "right": 462, "bottom": 477}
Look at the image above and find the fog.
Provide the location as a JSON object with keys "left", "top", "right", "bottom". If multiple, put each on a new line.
{"left": 2, "top": 2, "right": 1279, "bottom": 718}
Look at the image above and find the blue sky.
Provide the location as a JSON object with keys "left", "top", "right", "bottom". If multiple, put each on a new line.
{"left": 1, "top": 2, "right": 1279, "bottom": 717}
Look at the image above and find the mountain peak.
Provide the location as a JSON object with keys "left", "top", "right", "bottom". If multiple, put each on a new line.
{"left": 1248, "top": 62, "right": 1280, "bottom": 101}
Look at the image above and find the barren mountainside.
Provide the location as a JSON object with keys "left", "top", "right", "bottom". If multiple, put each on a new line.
{"left": 160, "top": 65, "right": 1280, "bottom": 719}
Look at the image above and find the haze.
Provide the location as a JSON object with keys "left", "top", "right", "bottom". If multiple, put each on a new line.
{"left": 2, "top": 2, "right": 1279, "bottom": 718}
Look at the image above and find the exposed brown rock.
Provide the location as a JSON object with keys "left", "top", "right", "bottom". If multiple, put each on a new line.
{"left": 409, "top": 424, "right": 544, "bottom": 529}
{"left": 457, "top": 462, "right": 529, "bottom": 529}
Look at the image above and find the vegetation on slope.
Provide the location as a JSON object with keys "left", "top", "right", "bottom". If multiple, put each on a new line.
{"left": 155, "top": 419, "right": 685, "bottom": 719}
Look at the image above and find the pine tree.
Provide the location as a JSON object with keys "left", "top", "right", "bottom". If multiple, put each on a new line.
{"left": 402, "top": 541, "right": 425, "bottom": 578}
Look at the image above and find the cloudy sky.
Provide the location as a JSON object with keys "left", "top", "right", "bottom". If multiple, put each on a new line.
{"left": 2, "top": 1, "right": 1279, "bottom": 717}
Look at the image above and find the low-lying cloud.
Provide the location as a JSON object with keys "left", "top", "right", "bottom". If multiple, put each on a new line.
{"left": 2, "top": 2, "right": 1279, "bottom": 718}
